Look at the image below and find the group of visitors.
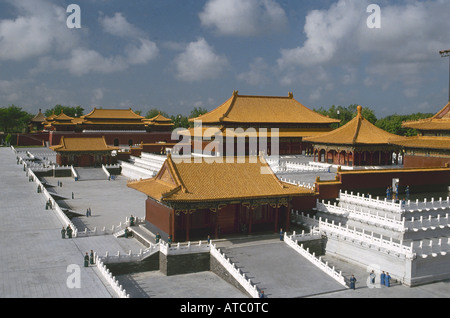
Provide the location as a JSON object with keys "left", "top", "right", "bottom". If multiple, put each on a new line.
{"left": 386, "top": 185, "right": 410, "bottom": 202}
{"left": 350, "top": 270, "right": 392, "bottom": 290}
{"left": 61, "top": 225, "right": 73, "bottom": 238}
{"left": 84, "top": 250, "right": 95, "bottom": 267}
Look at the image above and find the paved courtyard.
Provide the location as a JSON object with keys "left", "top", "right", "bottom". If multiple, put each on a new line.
{"left": 2, "top": 146, "right": 450, "bottom": 300}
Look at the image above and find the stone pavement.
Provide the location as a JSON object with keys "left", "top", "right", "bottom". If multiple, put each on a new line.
{"left": 3, "top": 147, "right": 450, "bottom": 299}
{"left": 0, "top": 147, "right": 112, "bottom": 297}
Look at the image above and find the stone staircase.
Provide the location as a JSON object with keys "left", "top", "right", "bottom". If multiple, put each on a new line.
{"left": 74, "top": 167, "right": 109, "bottom": 181}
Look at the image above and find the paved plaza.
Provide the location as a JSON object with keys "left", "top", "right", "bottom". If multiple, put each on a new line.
{"left": 2, "top": 147, "right": 450, "bottom": 299}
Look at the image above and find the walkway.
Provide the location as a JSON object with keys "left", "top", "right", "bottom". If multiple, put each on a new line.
{"left": 0, "top": 147, "right": 112, "bottom": 297}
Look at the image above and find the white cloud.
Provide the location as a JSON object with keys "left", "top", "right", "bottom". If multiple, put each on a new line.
{"left": 125, "top": 39, "right": 159, "bottom": 65}
{"left": 278, "top": 0, "right": 367, "bottom": 69}
{"left": 174, "top": 38, "right": 228, "bottom": 82}
{"left": 199, "top": 0, "right": 287, "bottom": 36}
{"left": 237, "top": 57, "right": 271, "bottom": 86}
{"left": 24, "top": 9, "right": 159, "bottom": 77}
{"left": 99, "top": 12, "right": 143, "bottom": 38}
{"left": 276, "top": 0, "right": 450, "bottom": 106}
{"left": 0, "top": 0, "right": 79, "bottom": 61}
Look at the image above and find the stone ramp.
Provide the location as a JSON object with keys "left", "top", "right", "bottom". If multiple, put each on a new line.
{"left": 75, "top": 167, "right": 109, "bottom": 181}
{"left": 221, "top": 239, "right": 347, "bottom": 298}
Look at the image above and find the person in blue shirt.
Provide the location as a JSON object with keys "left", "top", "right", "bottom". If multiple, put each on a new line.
{"left": 380, "top": 271, "right": 386, "bottom": 286}
{"left": 385, "top": 272, "right": 391, "bottom": 287}
{"left": 350, "top": 275, "right": 357, "bottom": 290}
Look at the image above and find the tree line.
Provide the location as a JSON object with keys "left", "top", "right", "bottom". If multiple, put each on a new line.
{"left": 0, "top": 104, "right": 209, "bottom": 133}
{"left": 314, "top": 104, "right": 433, "bottom": 136}
{"left": 0, "top": 103, "right": 434, "bottom": 136}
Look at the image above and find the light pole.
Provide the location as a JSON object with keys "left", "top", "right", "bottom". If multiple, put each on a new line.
{"left": 440, "top": 49, "right": 450, "bottom": 102}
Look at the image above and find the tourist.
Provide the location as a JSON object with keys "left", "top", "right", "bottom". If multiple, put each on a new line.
{"left": 124, "top": 227, "right": 130, "bottom": 238}
{"left": 259, "top": 290, "right": 265, "bottom": 298}
{"left": 369, "top": 270, "right": 376, "bottom": 285}
{"left": 129, "top": 215, "right": 135, "bottom": 226}
{"left": 90, "top": 250, "right": 95, "bottom": 265}
{"left": 207, "top": 235, "right": 211, "bottom": 245}
{"left": 61, "top": 226, "right": 66, "bottom": 239}
{"left": 66, "top": 225, "right": 73, "bottom": 238}
{"left": 155, "top": 232, "right": 161, "bottom": 244}
{"left": 88, "top": 207, "right": 92, "bottom": 217}
{"left": 84, "top": 252, "right": 89, "bottom": 267}
{"left": 385, "top": 272, "right": 391, "bottom": 287}
{"left": 380, "top": 271, "right": 386, "bottom": 286}
{"left": 279, "top": 228, "right": 284, "bottom": 241}
{"left": 86, "top": 208, "right": 89, "bottom": 217}
{"left": 168, "top": 235, "right": 172, "bottom": 247}
{"left": 386, "top": 186, "right": 391, "bottom": 200}
{"left": 350, "top": 275, "right": 357, "bottom": 290}
{"left": 72, "top": 192, "right": 74, "bottom": 199}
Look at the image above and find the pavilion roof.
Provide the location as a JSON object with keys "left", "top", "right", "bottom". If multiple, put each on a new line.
{"left": 389, "top": 136, "right": 450, "bottom": 150}
{"left": 50, "top": 136, "right": 119, "bottom": 152}
{"left": 189, "top": 91, "right": 340, "bottom": 125}
{"left": 304, "top": 106, "right": 401, "bottom": 145}
{"left": 127, "top": 154, "right": 313, "bottom": 203}
{"left": 144, "top": 113, "right": 174, "bottom": 127}
{"left": 82, "top": 108, "right": 145, "bottom": 120}
{"left": 31, "top": 110, "right": 46, "bottom": 123}
{"left": 402, "top": 102, "right": 450, "bottom": 131}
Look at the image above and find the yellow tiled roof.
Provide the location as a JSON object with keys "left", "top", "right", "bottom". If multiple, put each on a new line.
{"left": 31, "top": 110, "right": 46, "bottom": 123}
{"left": 177, "top": 126, "right": 332, "bottom": 138}
{"left": 304, "top": 106, "right": 401, "bottom": 145}
{"left": 189, "top": 91, "right": 340, "bottom": 125}
{"left": 403, "top": 102, "right": 450, "bottom": 131}
{"left": 144, "top": 113, "right": 174, "bottom": 127}
{"left": 82, "top": 108, "right": 145, "bottom": 120}
{"left": 128, "top": 154, "right": 313, "bottom": 203}
{"left": 50, "top": 136, "right": 119, "bottom": 152}
{"left": 389, "top": 136, "right": 450, "bottom": 150}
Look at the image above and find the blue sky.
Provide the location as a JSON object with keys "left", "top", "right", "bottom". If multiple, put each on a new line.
{"left": 0, "top": 0, "right": 449, "bottom": 118}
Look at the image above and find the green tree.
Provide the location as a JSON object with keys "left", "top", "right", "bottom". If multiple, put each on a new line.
{"left": 145, "top": 108, "right": 170, "bottom": 119}
{"left": 171, "top": 114, "right": 189, "bottom": 129}
{"left": 315, "top": 104, "right": 377, "bottom": 127}
{"left": 375, "top": 113, "right": 434, "bottom": 136}
{"left": 44, "top": 105, "right": 84, "bottom": 118}
{"left": 0, "top": 105, "right": 33, "bottom": 133}
{"left": 189, "top": 107, "right": 208, "bottom": 119}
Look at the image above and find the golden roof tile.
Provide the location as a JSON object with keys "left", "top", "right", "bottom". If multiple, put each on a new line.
{"left": 389, "top": 136, "right": 450, "bottom": 150}
{"left": 128, "top": 154, "right": 313, "bottom": 203}
{"left": 304, "top": 106, "right": 400, "bottom": 145}
{"left": 403, "top": 102, "right": 450, "bottom": 131}
{"left": 50, "top": 136, "right": 119, "bottom": 152}
{"left": 189, "top": 91, "right": 340, "bottom": 125}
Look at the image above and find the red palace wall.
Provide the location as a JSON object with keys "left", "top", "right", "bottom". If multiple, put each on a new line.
{"left": 403, "top": 155, "right": 450, "bottom": 169}
{"left": 145, "top": 197, "right": 174, "bottom": 236}
{"left": 16, "top": 132, "right": 49, "bottom": 146}
{"left": 49, "top": 131, "right": 173, "bottom": 147}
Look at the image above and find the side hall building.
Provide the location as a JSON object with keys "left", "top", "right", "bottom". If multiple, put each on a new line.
{"left": 182, "top": 91, "right": 339, "bottom": 156}
{"left": 390, "top": 102, "right": 450, "bottom": 168}
{"left": 304, "top": 106, "right": 403, "bottom": 167}
{"left": 128, "top": 154, "right": 315, "bottom": 242}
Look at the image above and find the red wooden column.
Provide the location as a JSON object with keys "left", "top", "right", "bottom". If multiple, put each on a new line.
{"left": 274, "top": 205, "right": 279, "bottom": 233}
{"left": 285, "top": 201, "right": 291, "bottom": 232}
{"left": 248, "top": 206, "right": 253, "bottom": 235}
{"left": 185, "top": 212, "right": 190, "bottom": 242}
{"left": 170, "top": 208, "right": 176, "bottom": 242}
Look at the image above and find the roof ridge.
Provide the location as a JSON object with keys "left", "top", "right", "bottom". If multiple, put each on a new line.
{"left": 166, "top": 153, "right": 188, "bottom": 193}
{"left": 220, "top": 90, "right": 239, "bottom": 121}
{"left": 352, "top": 106, "right": 363, "bottom": 144}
